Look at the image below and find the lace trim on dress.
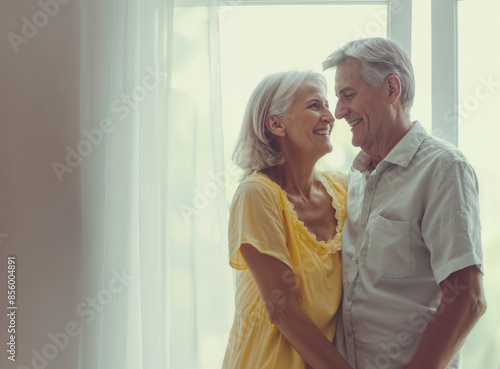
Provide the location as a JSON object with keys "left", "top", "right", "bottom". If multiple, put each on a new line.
{"left": 250, "top": 171, "right": 345, "bottom": 256}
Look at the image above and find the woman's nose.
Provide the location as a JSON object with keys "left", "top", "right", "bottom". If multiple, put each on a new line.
{"left": 325, "top": 108, "right": 335, "bottom": 123}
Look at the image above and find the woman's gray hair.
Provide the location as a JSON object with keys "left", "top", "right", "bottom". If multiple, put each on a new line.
{"left": 322, "top": 37, "right": 415, "bottom": 109}
{"left": 233, "top": 70, "right": 327, "bottom": 180}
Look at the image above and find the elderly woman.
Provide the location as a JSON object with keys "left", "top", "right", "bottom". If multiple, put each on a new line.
{"left": 222, "top": 71, "right": 351, "bottom": 369}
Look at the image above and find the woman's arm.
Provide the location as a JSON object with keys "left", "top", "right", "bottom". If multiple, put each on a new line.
{"left": 240, "top": 243, "right": 351, "bottom": 369}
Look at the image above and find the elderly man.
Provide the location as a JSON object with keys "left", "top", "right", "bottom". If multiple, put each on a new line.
{"left": 323, "top": 38, "right": 486, "bottom": 369}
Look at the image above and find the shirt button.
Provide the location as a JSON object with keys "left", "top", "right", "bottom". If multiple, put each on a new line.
{"left": 347, "top": 332, "right": 352, "bottom": 338}
{"left": 368, "top": 187, "right": 374, "bottom": 193}
{"left": 355, "top": 258, "right": 359, "bottom": 264}
{"left": 346, "top": 295, "right": 352, "bottom": 301}
{"left": 361, "top": 222, "right": 366, "bottom": 228}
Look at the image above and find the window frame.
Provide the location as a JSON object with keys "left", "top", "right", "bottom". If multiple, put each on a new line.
{"left": 431, "top": 0, "right": 459, "bottom": 145}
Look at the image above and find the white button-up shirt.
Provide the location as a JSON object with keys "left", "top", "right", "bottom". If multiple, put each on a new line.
{"left": 337, "top": 122, "right": 483, "bottom": 369}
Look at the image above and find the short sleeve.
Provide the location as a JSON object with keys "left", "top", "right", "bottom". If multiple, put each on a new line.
{"left": 421, "top": 161, "right": 483, "bottom": 283}
{"left": 228, "top": 179, "right": 291, "bottom": 270}
{"left": 323, "top": 170, "right": 347, "bottom": 196}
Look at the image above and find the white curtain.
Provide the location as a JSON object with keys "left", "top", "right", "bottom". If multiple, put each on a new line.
{"left": 78, "top": 1, "right": 232, "bottom": 368}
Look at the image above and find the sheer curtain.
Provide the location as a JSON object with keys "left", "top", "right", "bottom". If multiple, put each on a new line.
{"left": 78, "top": 1, "right": 231, "bottom": 368}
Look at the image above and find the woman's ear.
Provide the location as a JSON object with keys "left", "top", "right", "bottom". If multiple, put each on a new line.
{"left": 386, "top": 75, "right": 402, "bottom": 105}
{"left": 265, "top": 115, "right": 285, "bottom": 137}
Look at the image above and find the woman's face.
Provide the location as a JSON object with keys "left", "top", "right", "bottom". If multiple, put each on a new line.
{"left": 282, "top": 80, "right": 335, "bottom": 160}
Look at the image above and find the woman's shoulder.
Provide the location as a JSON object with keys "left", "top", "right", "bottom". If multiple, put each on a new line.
{"left": 320, "top": 170, "right": 347, "bottom": 190}
{"left": 229, "top": 172, "right": 287, "bottom": 236}
{"left": 234, "top": 171, "right": 282, "bottom": 202}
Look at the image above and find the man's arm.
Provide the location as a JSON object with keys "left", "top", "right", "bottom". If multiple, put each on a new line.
{"left": 240, "top": 243, "right": 352, "bottom": 369}
{"left": 406, "top": 265, "right": 486, "bottom": 369}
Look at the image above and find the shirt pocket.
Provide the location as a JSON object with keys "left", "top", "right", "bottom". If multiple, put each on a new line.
{"left": 366, "top": 215, "right": 411, "bottom": 278}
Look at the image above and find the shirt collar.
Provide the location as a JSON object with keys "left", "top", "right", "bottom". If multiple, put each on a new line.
{"left": 351, "top": 121, "right": 427, "bottom": 173}
{"left": 351, "top": 151, "right": 372, "bottom": 174}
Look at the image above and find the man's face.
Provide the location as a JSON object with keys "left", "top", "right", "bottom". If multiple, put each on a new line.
{"left": 334, "top": 60, "right": 390, "bottom": 153}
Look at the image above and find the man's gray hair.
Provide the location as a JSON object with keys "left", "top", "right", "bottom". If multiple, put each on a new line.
{"left": 323, "top": 37, "right": 415, "bottom": 109}
{"left": 233, "top": 70, "right": 327, "bottom": 180}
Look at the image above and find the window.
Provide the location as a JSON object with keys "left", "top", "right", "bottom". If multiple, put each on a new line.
{"left": 457, "top": 1, "right": 500, "bottom": 367}
{"left": 220, "top": 2, "right": 388, "bottom": 192}
{"left": 218, "top": 0, "right": 499, "bottom": 366}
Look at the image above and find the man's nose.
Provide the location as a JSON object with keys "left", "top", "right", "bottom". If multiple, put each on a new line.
{"left": 335, "top": 100, "right": 349, "bottom": 120}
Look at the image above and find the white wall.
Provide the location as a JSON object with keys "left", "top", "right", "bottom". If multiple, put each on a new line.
{"left": 0, "top": 1, "right": 82, "bottom": 368}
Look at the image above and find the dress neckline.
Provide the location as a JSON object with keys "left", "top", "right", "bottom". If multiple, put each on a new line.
{"left": 251, "top": 171, "right": 343, "bottom": 254}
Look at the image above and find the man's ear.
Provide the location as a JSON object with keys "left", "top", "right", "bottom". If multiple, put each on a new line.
{"left": 386, "top": 75, "right": 402, "bottom": 104}
{"left": 265, "top": 115, "right": 285, "bottom": 137}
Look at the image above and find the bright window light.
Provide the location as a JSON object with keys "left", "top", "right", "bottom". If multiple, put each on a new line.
{"left": 218, "top": 2, "right": 500, "bottom": 366}
{"left": 219, "top": 4, "right": 387, "bottom": 201}
{"left": 458, "top": 2, "right": 500, "bottom": 366}
{"left": 411, "top": 0, "right": 432, "bottom": 132}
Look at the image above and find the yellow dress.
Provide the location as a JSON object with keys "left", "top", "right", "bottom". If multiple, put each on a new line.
{"left": 222, "top": 170, "right": 347, "bottom": 369}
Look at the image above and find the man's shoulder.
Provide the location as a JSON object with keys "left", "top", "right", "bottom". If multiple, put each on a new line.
{"left": 417, "top": 134, "right": 470, "bottom": 168}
